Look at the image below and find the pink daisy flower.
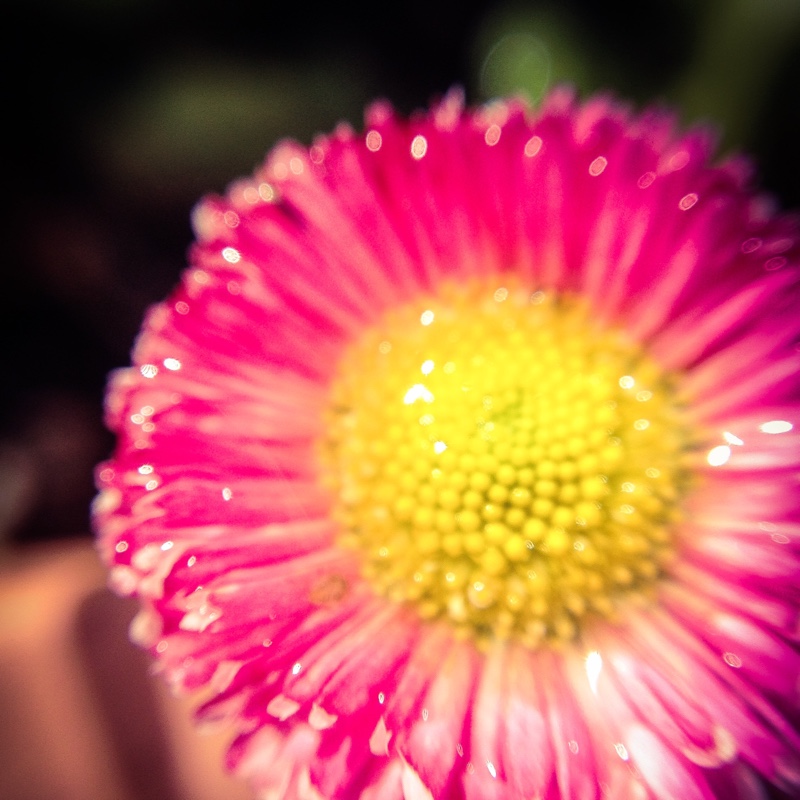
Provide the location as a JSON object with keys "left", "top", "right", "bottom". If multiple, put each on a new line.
{"left": 94, "top": 89, "right": 800, "bottom": 800}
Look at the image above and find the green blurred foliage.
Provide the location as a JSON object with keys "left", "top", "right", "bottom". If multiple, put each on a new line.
{"left": 671, "top": 0, "right": 800, "bottom": 149}
{"left": 472, "top": 0, "right": 800, "bottom": 153}
{"left": 90, "top": 54, "right": 368, "bottom": 207}
{"left": 475, "top": 7, "right": 595, "bottom": 102}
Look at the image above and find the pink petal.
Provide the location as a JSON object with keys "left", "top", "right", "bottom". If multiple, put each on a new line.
{"left": 396, "top": 637, "right": 479, "bottom": 797}
{"left": 625, "top": 723, "right": 717, "bottom": 800}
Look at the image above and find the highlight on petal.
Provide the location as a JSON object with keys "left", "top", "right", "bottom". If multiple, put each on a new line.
{"left": 94, "top": 88, "right": 800, "bottom": 799}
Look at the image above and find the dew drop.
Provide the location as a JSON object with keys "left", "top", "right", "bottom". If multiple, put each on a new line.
{"left": 759, "top": 420, "right": 793, "bottom": 434}
{"left": 258, "top": 183, "right": 276, "bottom": 202}
{"left": 707, "top": 445, "right": 731, "bottom": 466}
{"left": 222, "top": 247, "right": 241, "bottom": 263}
{"left": 589, "top": 156, "right": 607, "bottom": 176}
{"left": 637, "top": 172, "right": 655, "bottom": 189}
{"left": 764, "top": 256, "right": 787, "bottom": 271}
{"left": 723, "top": 652, "right": 742, "bottom": 668}
{"left": 668, "top": 150, "right": 690, "bottom": 171}
{"left": 411, "top": 135, "right": 428, "bottom": 159}
{"left": 524, "top": 136, "right": 543, "bottom": 157}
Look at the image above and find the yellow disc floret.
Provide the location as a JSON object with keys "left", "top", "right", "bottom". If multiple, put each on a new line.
{"left": 319, "top": 281, "right": 691, "bottom": 648}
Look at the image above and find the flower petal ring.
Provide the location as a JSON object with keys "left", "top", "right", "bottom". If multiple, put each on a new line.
{"left": 95, "top": 89, "right": 800, "bottom": 800}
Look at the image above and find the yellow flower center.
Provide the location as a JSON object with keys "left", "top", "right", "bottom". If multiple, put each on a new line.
{"left": 320, "top": 281, "right": 691, "bottom": 648}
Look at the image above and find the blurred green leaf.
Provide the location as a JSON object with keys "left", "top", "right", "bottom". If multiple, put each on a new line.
{"left": 669, "top": 0, "right": 800, "bottom": 148}
{"left": 89, "top": 53, "right": 368, "bottom": 207}
{"left": 474, "top": 5, "right": 595, "bottom": 101}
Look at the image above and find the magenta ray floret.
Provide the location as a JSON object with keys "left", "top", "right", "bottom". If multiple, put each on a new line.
{"left": 95, "top": 89, "right": 800, "bottom": 799}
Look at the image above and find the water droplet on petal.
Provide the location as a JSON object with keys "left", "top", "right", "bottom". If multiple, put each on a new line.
{"left": 411, "top": 135, "right": 428, "bottom": 159}
{"left": 707, "top": 445, "right": 731, "bottom": 466}
{"left": 759, "top": 420, "right": 793, "bottom": 434}
{"left": 524, "top": 136, "right": 542, "bottom": 157}
{"left": 485, "top": 124, "right": 501, "bottom": 146}
{"left": 764, "top": 256, "right": 787, "bottom": 271}
{"left": 723, "top": 651, "right": 742, "bottom": 668}
{"left": 637, "top": 171, "right": 655, "bottom": 188}
{"left": 589, "top": 156, "right": 607, "bottom": 176}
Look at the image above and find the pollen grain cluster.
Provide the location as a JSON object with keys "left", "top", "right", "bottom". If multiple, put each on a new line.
{"left": 320, "top": 281, "right": 691, "bottom": 648}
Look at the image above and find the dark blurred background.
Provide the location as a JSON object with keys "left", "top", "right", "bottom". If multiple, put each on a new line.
{"left": 3, "top": 0, "right": 800, "bottom": 544}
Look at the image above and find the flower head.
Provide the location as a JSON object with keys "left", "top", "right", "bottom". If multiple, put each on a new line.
{"left": 95, "top": 89, "right": 800, "bottom": 799}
